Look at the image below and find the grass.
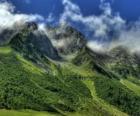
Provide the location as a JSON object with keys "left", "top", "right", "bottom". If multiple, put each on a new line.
{"left": 57, "top": 59, "right": 140, "bottom": 116}
{"left": 0, "top": 50, "right": 59, "bottom": 111}
{"left": 0, "top": 46, "right": 93, "bottom": 115}
{"left": 0, "top": 46, "right": 12, "bottom": 54}
{"left": 83, "top": 79, "right": 128, "bottom": 116}
{"left": 60, "top": 62, "right": 94, "bottom": 77}
{"left": 120, "top": 79, "right": 140, "bottom": 96}
{"left": 0, "top": 109, "right": 59, "bottom": 116}
{"left": 16, "top": 54, "right": 44, "bottom": 75}
{"left": 93, "top": 75, "right": 140, "bottom": 116}
{"left": 59, "top": 62, "right": 128, "bottom": 116}
{"left": 127, "top": 76, "right": 140, "bottom": 86}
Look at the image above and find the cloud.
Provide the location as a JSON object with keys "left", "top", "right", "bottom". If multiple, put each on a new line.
{"left": 59, "top": 0, "right": 126, "bottom": 52}
{"left": 46, "top": 13, "right": 55, "bottom": 23}
{"left": 60, "top": 0, "right": 125, "bottom": 39}
{"left": 0, "top": 1, "right": 44, "bottom": 33}
{"left": 87, "top": 40, "right": 107, "bottom": 52}
{"left": 1, "top": 0, "right": 140, "bottom": 53}
{"left": 110, "top": 21, "right": 140, "bottom": 53}
{"left": 60, "top": 0, "right": 140, "bottom": 53}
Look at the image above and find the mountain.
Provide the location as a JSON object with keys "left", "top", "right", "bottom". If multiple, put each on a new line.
{"left": 45, "top": 24, "right": 87, "bottom": 55}
{"left": 0, "top": 22, "right": 140, "bottom": 116}
{"left": 106, "top": 46, "right": 140, "bottom": 79}
{"left": 10, "top": 22, "right": 60, "bottom": 60}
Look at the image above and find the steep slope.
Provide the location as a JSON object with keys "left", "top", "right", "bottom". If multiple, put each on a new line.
{"left": 10, "top": 23, "right": 60, "bottom": 60}
{"left": 105, "top": 46, "right": 140, "bottom": 79}
{"left": 74, "top": 45, "right": 140, "bottom": 79}
{"left": 0, "top": 46, "right": 125, "bottom": 116}
{"left": 72, "top": 47, "right": 119, "bottom": 79}
{"left": 0, "top": 22, "right": 27, "bottom": 45}
{"left": 72, "top": 46, "right": 140, "bottom": 116}
{"left": 0, "top": 43, "right": 127, "bottom": 116}
{"left": 0, "top": 46, "right": 92, "bottom": 115}
{"left": 46, "top": 24, "right": 87, "bottom": 55}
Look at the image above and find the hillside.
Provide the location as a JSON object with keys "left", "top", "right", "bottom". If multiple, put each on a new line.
{"left": 0, "top": 46, "right": 127, "bottom": 116}
{"left": 0, "top": 46, "right": 94, "bottom": 115}
{"left": 72, "top": 45, "right": 140, "bottom": 115}
{"left": 0, "top": 23, "right": 140, "bottom": 116}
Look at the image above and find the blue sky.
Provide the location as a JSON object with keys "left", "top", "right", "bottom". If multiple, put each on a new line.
{"left": 9, "top": 0, "right": 140, "bottom": 22}
{"left": 7, "top": 0, "right": 140, "bottom": 41}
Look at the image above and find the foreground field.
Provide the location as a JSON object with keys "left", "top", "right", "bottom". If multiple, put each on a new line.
{"left": 0, "top": 110, "right": 59, "bottom": 116}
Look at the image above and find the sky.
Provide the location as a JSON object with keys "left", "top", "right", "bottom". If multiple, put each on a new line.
{"left": 1, "top": 0, "right": 140, "bottom": 52}
{"left": 9, "top": 0, "right": 140, "bottom": 22}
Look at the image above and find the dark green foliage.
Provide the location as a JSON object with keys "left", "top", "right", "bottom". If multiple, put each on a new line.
{"left": 94, "top": 75, "right": 140, "bottom": 116}
{"left": 0, "top": 52, "right": 56, "bottom": 111}
{"left": 30, "top": 73, "right": 92, "bottom": 111}
{"left": 0, "top": 52, "right": 91, "bottom": 113}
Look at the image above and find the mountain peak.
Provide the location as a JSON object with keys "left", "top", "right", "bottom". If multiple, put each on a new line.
{"left": 24, "top": 22, "right": 38, "bottom": 31}
{"left": 46, "top": 24, "right": 87, "bottom": 55}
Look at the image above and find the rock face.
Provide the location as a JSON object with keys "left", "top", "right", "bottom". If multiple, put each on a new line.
{"left": 106, "top": 46, "right": 140, "bottom": 78}
{"left": 9, "top": 23, "right": 60, "bottom": 62}
{"left": 0, "top": 23, "right": 27, "bottom": 45}
{"left": 0, "top": 23, "right": 88, "bottom": 61}
{"left": 45, "top": 24, "right": 87, "bottom": 55}
{"left": 0, "top": 29, "right": 18, "bottom": 45}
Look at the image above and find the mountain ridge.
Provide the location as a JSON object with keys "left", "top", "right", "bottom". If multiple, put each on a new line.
{"left": 0, "top": 22, "right": 140, "bottom": 116}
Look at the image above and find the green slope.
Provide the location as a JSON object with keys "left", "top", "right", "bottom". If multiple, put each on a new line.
{"left": 0, "top": 46, "right": 92, "bottom": 115}
{"left": 120, "top": 79, "right": 140, "bottom": 96}
{"left": 0, "top": 47, "right": 59, "bottom": 112}
{"left": 0, "top": 109, "right": 59, "bottom": 116}
{"left": 59, "top": 62, "right": 128, "bottom": 116}
{"left": 83, "top": 79, "right": 128, "bottom": 116}
{"left": 0, "top": 45, "right": 140, "bottom": 116}
{"left": 72, "top": 47, "right": 140, "bottom": 116}
{"left": 93, "top": 74, "right": 140, "bottom": 116}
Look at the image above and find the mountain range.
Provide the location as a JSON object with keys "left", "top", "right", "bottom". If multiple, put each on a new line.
{"left": 0, "top": 22, "right": 140, "bottom": 116}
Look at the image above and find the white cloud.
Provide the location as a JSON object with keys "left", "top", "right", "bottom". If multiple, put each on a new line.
{"left": 1, "top": 0, "right": 140, "bottom": 53}
{"left": 60, "top": 0, "right": 125, "bottom": 52}
{"left": 46, "top": 13, "right": 55, "bottom": 23}
{"left": 110, "top": 21, "right": 140, "bottom": 53}
{"left": 60, "top": 0, "right": 125, "bottom": 38}
{"left": 87, "top": 41, "right": 107, "bottom": 52}
{"left": 0, "top": 1, "right": 44, "bottom": 33}
{"left": 59, "top": 0, "right": 140, "bottom": 53}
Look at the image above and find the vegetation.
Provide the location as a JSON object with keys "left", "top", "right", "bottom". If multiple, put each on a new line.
{"left": 120, "top": 79, "right": 140, "bottom": 96}
{"left": 0, "top": 47, "right": 92, "bottom": 115}
{"left": 93, "top": 75, "right": 140, "bottom": 116}
{"left": 0, "top": 109, "right": 58, "bottom": 116}
{"left": 0, "top": 26, "right": 140, "bottom": 116}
